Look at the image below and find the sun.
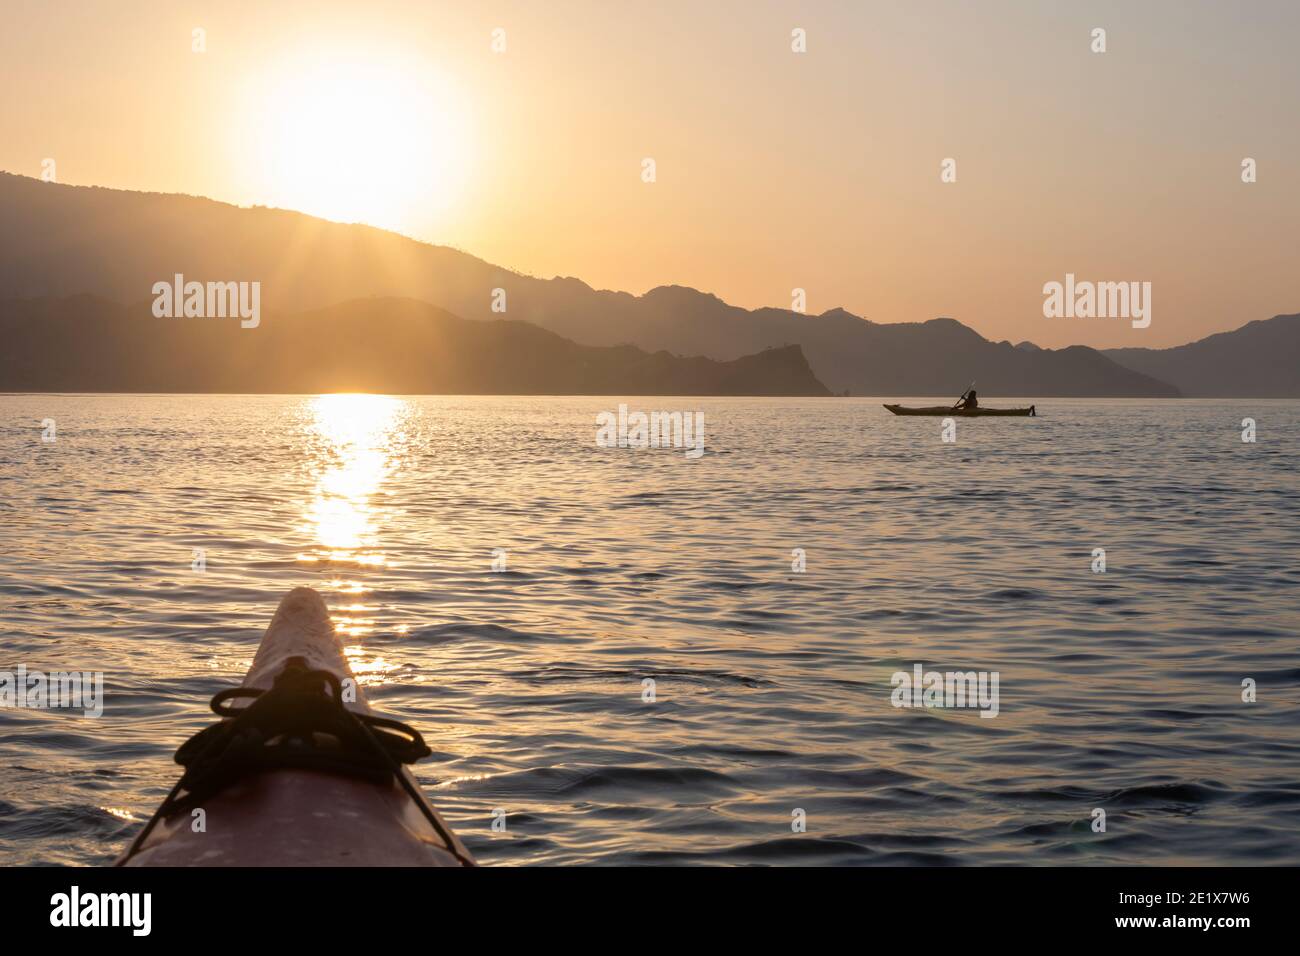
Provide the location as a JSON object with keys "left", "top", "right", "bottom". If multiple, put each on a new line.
{"left": 240, "top": 51, "right": 473, "bottom": 233}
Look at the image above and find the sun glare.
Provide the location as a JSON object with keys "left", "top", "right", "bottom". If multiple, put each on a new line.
{"left": 243, "top": 52, "right": 473, "bottom": 233}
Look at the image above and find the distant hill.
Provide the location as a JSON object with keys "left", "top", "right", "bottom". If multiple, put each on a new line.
{"left": 0, "top": 296, "right": 831, "bottom": 396}
{"left": 600, "top": 291, "right": 1180, "bottom": 397}
{"left": 1104, "top": 314, "right": 1300, "bottom": 397}
{"left": 3, "top": 171, "right": 1290, "bottom": 396}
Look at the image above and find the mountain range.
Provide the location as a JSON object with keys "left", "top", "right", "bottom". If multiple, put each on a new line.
{"left": 2, "top": 172, "right": 1296, "bottom": 396}
{"left": 1103, "top": 315, "right": 1300, "bottom": 398}
{"left": 0, "top": 296, "right": 827, "bottom": 395}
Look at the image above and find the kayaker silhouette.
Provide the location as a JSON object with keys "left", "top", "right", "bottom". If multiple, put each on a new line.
{"left": 883, "top": 382, "right": 1035, "bottom": 416}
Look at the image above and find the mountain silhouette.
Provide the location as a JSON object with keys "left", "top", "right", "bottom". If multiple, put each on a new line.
{"left": 3, "top": 172, "right": 1293, "bottom": 396}
{"left": 1104, "top": 314, "right": 1300, "bottom": 397}
{"left": 0, "top": 295, "right": 831, "bottom": 395}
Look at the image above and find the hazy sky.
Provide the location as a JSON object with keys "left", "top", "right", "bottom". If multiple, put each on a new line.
{"left": 2, "top": 0, "right": 1297, "bottom": 348}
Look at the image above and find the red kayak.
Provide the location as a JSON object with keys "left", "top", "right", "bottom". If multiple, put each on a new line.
{"left": 118, "top": 587, "right": 474, "bottom": 866}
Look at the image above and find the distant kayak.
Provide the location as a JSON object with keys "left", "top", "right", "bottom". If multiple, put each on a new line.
{"left": 118, "top": 587, "right": 474, "bottom": 867}
{"left": 884, "top": 403, "right": 1036, "bottom": 417}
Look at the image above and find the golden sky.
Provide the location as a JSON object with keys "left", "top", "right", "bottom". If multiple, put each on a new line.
{"left": 2, "top": 0, "right": 1297, "bottom": 348}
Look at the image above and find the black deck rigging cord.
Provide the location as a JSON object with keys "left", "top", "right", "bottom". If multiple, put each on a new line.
{"left": 120, "top": 657, "right": 475, "bottom": 866}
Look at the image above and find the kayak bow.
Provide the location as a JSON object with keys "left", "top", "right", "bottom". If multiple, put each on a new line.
{"left": 118, "top": 587, "right": 474, "bottom": 867}
{"left": 883, "top": 403, "right": 1036, "bottom": 417}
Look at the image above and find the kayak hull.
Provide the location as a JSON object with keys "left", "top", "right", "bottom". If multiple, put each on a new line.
{"left": 118, "top": 587, "right": 473, "bottom": 867}
{"left": 883, "top": 403, "right": 1036, "bottom": 417}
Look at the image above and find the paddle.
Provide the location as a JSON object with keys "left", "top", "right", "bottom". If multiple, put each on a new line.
{"left": 952, "top": 381, "right": 975, "bottom": 410}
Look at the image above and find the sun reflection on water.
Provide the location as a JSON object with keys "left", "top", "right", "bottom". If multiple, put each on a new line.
{"left": 343, "top": 644, "right": 399, "bottom": 686}
{"left": 301, "top": 394, "right": 409, "bottom": 563}
{"left": 298, "top": 394, "right": 415, "bottom": 686}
